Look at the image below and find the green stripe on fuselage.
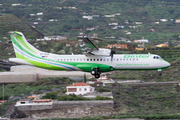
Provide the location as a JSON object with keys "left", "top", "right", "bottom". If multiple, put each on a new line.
{"left": 14, "top": 35, "right": 36, "bottom": 53}
{"left": 15, "top": 52, "right": 66, "bottom": 70}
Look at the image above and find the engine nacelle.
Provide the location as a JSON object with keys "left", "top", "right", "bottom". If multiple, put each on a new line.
{"left": 91, "top": 48, "right": 111, "bottom": 56}
{"left": 76, "top": 64, "right": 114, "bottom": 72}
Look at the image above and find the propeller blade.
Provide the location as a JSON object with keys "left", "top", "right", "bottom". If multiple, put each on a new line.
{"left": 110, "top": 49, "right": 115, "bottom": 62}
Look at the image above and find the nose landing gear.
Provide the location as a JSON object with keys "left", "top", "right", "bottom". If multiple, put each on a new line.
{"left": 158, "top": 69, "right": 162, "bottom": 76}
{"left": 91, "top": 68, "right": 101, "bottom": 78}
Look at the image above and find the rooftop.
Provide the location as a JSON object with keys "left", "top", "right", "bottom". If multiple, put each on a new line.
{"left": 68, "top": 82, "right": 90, "bottom": 87}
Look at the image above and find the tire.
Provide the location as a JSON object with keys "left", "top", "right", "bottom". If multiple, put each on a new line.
{"left": 158, "top": 72, "right": 162, "bottom": 76}
{"left": 91, "top": 70, "right": 95, "bottom": 75}
{"left": 95, "top": 74, "right": 100, "bottom": 78}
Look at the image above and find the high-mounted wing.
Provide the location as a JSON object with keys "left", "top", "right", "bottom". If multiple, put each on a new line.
{"left": 77, "top": 37, "right": 115, "bottom": 57}
{"left": 78, "top": 37, "right": 98, "bottom": 55}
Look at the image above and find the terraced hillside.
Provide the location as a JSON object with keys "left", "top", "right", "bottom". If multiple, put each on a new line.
{"left": 0, "top": 14, "right": 44, "bottom": 39}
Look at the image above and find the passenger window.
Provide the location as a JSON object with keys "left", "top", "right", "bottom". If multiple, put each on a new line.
{"left": 87, "top": 59, "right": 89, "bottom": 61}
{"left": 94, "top": 59, "right": 96, "bottom": 61}
{"left": 97, "top": 59, "right": 99, "bottom": 61}
{"left": 73, "top": 59, "right": 75, "bottom": 61}
{"left": 103, "top": 59, "right": 106, "bottom": 61}
{"left": 100, "top": 59, "right": 102, "bottom": 61}
{"left": 117, "top": 59, "right": 118, "bottom": 61}
{"left": 126, "top": 59, "right": 128, "bottom": 61}
{"left": 90, "top": 59, "right": 92, "bottom": 61}
{"left": 107, "top": 58, "right": 109, "bottom": 61}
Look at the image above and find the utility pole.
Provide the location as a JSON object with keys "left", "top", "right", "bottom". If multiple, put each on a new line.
{"left": 3, "top": 84, "right": 4, "bottom": 100}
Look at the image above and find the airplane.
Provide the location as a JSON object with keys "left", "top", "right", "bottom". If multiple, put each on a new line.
{"left": 9, "top": 31, "right": 170, "bottom": 78}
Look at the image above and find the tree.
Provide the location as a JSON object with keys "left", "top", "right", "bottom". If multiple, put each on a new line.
{"left": 84, "top": 73, "right": 87, "bottom": 83}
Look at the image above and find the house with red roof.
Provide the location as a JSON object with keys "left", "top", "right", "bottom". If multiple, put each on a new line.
{"left": 66, "top": 83, "right": 95, "bottom": 95}
{"left": 0, "top": 100, "right": 7, "bottom": 105}
{"left": 156, "top": 43, "right": 168, "bottom": 47}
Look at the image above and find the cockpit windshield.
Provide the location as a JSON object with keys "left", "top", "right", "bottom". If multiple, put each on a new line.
{"left": 153, "top": 56, "right": 162, "bottom": 59}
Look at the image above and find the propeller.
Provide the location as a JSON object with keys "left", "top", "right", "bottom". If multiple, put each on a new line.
{"left": 110, "top": 49, "right": 116, "bottom": 62}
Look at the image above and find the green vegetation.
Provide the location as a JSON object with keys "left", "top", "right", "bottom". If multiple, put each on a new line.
{"left": 0, "top": 101, "right": 15, "bottom": 116}
{"left": 42, "top": 114, "right": 180, "bottom": 119}
{"left": 0, "top": 14, "right": 44, "bottom": 39}
{"left": 95, "top": 87, "right": 111, "bottom": 92}
{"left": 0, "top": 77, "right": 75, "bottom": 100}
{"left": 110, "top": 83, "right": 180, "bottom": 115}
{"left": 57, "top": 94, "right": 91, "bottom": 101}
{"left": 1, "top": 0, "right": 180, "bottom": 43}
{"left": 41, "top": 92, "right": 58, "bottom": 99}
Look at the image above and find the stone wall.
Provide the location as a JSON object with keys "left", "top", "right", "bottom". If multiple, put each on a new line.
{"left": 15, "top": 100, "right": 116, "bottom": 118}
{"left": 0, "top": 72, "right": 37, "bottom": 83}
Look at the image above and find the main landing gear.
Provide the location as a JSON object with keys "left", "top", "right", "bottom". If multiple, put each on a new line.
{"left": 158, "top": 69, "right": 162, "bottom": 76}
{"left": 91, "top": 68, "right": 101, "bottom": 78}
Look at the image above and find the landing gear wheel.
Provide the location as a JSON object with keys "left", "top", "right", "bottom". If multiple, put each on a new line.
{"left": 95, "top": 74, "right": 100, "bottom": 78}
{"left": 158, "top": 72, "right": 162, "bottom": 76}
{"left": 91, "top": 70, "right": 95, "bottom": 75}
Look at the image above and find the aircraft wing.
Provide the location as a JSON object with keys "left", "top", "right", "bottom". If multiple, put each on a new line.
{"left": 78, "top": 37, "right": 99, "bottom": 55}
{"left": 77, "top": 37, "right": 112, "bottom": 56}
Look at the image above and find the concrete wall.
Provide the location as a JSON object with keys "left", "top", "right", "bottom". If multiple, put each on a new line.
{"left": 11, "top": 65, "right": 93, "bottom": 80}
{"left": 0, "top": 72, "right": 37, "bottom": 83}
{"left": 15, "top": 100, "right": 116, "bottom": 118}
{"left": 0, "top": 65, "right": 94, "bottom": 83}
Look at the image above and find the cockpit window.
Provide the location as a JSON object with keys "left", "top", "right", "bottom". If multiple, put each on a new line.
{"left": 153, "top": 56, "right": 162, "bottom": 59}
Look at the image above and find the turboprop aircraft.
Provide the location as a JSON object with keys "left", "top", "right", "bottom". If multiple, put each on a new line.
{"left": 9, "top": 31, "right": 170, "bottom": 78}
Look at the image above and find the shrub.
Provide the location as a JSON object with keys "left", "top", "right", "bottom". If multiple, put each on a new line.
{"left": 95, "top": 87, "right": 111, "bottom": 92}
{"left": 41, "top": 92, "right": 58, "bottom": 99}
{"left": 95, "top": 96, "right": 112, "bottom": 100}
{"left": 57, "top": 94, "right": 91, "bottom": 101}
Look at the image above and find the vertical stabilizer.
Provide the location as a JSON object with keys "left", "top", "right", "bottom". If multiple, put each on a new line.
{"left": 10, "top": 31, "right": 41, "bottom": 59}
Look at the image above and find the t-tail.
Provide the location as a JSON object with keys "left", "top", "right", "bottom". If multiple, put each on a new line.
{"left": 9, "top": 31, "right": 43, "bottom": 65}
{"left": 10, "top": 31, "right": 42, "bottom": 59}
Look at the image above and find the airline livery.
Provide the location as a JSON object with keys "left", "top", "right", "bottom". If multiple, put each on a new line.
{"left": 9, "top": 31, "right": 170, "bottom": 78}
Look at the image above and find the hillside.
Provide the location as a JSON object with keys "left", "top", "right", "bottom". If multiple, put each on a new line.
{"left": 0, "top": 14, "right": 44, "bottom": 39}
{"left": 0, "top": 0, "right": 180, "bottom": 42}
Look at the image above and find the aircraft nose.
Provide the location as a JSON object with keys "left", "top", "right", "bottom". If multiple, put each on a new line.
{"left": 165, "top": 61, "right": 170, "bottom": 67}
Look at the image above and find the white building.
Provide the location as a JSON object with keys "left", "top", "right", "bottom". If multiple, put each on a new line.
{"left": 134, "top": 22, "right": 143, "bottom": 24}
{"left": 83, "top": 16, "right": 93, "bottom": 20}
{"left": 66, "top": 83, "right": 95, "bottom": 95}
{"left": 104, "top": 15, "right": 115, "bottom": 17}
{"left": 126, "top": 32, "right": 131, "bottom": 35}
{"left": 109, "top": 23, "right": 118, "bottom": 25}
{"left": 49, "top": 19, "right": 58, "bottom": 22}
{"left": 33, "top": 22, "right": 38, "bottom": 24}
{"left": 135, "top": 39, "right": 149, "bottom": 43}
{"left": 30, "top": 14, "right": 36, "bottom": 16}
{"left": 97, "top": 74, "right": 114, "bottom": 83}
{"left": 37, "top": 12, "right": 43, "bottom": 15}
{"left": 154, "top": 22, "right": 159, "bottom": 24}
{"left": 12, "top": 3, "right": 21, "bottom": 6}
{"left": 15, "top": 99, "right": 53, "bottom": 106}
{"left": 160, "top": 19, "right": 168, "bottom": 22}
